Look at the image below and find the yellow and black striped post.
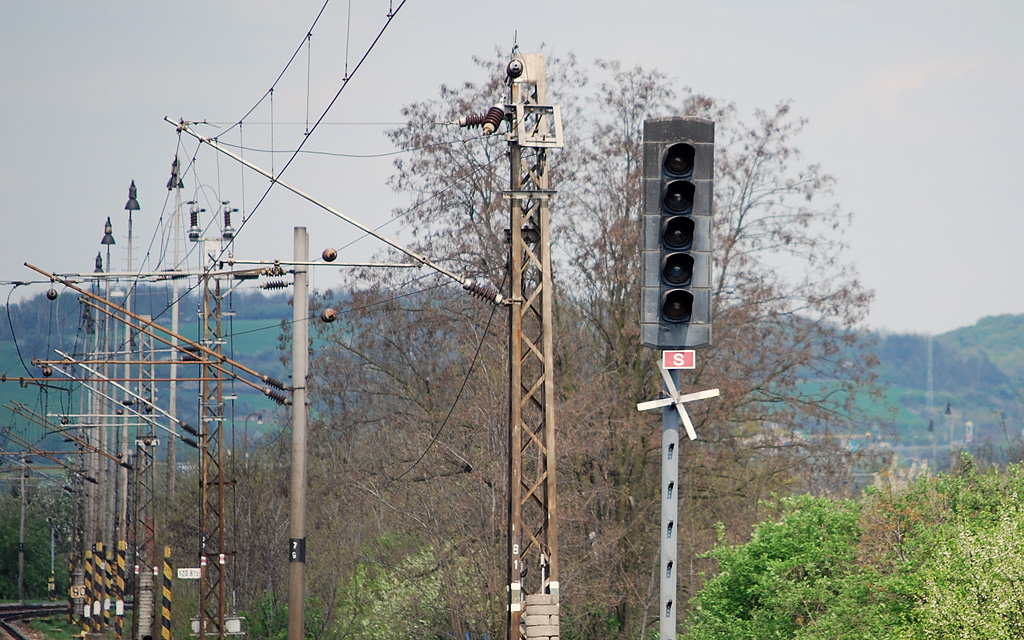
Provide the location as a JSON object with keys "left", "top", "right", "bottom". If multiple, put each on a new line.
{"left": 95, "top": 543, "right": 105, "bottom": 632}
{"left": 116, "top": 540, "right": 127, "bottom": 639}
{"left": 103, "top": 544, "right": 113, "bottom": 631}
{"left": 161, "top": 547, "right": 172, "bottom": 640}
{"left": 84, "top": 549, "right": 94, "bottom": 632}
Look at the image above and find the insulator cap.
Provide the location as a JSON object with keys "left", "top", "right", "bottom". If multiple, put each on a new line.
{"left": 320, "top": 308, "right": 338, "bottom": 323}
{"left": 463, "top": 279, "right": 504, "bottom": 305}
{"left": 322, "top": 248, "right": 338, "bottom": 262}
{"left": 46, "top": 288, "right": 58, "bottom": 301}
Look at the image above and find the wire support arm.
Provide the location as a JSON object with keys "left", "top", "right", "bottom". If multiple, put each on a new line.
{"left": 24, "top": 263, "right": 291, "bottom": 404}
{"left": 166, "top": 118, "right": 502, "bottom": 305}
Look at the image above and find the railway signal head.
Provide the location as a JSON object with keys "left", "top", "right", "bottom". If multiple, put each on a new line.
{"left": 641, "top": 117, "right": 714, "bottom": 349}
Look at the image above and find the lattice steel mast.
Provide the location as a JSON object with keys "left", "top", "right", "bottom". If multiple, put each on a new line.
{"left": 505, "top": 50, "right": 564, "bottom": 640}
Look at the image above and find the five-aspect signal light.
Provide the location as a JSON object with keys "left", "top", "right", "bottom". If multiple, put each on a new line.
{"left": 640, "top": 117, "right": 714, "bottom": 349}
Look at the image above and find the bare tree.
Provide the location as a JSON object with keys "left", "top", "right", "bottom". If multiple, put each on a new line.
{"left": 293, "top": 50, "right": 881, "bottom": 640}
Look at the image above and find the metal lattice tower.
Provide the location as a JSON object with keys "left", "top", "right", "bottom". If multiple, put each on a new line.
{"left": 506, "top": 51, "right": 563, "bottom": 640}
{"left": 199, "top": 267, "right": 228, "bottom": 640}
{"left": 132, "top": 320, "right": 158, "bottom": 640}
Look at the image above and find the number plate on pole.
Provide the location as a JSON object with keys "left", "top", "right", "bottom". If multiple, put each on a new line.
{"left": 662, "top": 350, "right": 695, "bottom": 370}
{"left": 177, "top": 567, "right": 202, "bottom": 580}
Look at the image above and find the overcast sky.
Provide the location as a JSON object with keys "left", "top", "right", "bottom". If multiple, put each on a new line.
{"left": 1, "top": 0, "right": 1021, "bottom": 336}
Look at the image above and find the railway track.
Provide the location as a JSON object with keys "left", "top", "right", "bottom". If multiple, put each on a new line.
{"left": 0, "top": 603, "right": 68, "bottom": 640}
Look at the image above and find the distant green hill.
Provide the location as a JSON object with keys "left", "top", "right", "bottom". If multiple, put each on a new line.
{"left": 2, "top": 285, "right": 1022, "bottom": 462}
{"left": 869, "top": 315, "right": 1024, "bottom": 453}
{"left": 940, "top": 314, "right": 1024, "bottom": 381}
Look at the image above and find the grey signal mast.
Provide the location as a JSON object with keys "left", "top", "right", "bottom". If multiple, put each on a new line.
{"left": 638, "top": 117, "right": 720, "bottom": 640}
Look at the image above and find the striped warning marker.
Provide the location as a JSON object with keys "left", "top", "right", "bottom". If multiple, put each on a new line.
{"left": 161, "top": 546, "right": 172, "bottom": 640}
{"left": 116, "top": 540, "right": 126, "bottom": 639}
{"left": 102, "top": 544, "right": 112, "bottom": 631}
{"left": 83, "top": 549, "right": 94, "bottom": 632}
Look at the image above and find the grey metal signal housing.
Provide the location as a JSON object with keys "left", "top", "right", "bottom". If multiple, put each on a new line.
{"left": 640, "top": 117, "right": 715, "bottom": 350}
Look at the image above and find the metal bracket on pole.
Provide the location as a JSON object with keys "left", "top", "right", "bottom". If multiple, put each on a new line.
{"left": 637, "top": 361, "right": 719, "bottom": 440}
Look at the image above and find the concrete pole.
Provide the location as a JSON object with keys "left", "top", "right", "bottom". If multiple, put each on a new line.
{"left": 167, "top": 172, "right": 182, "bottom": 502}
{"left": 287, "top": 227, "right": 308, "bottom": 640}
{"left": 118, "top": 210, "right": 133, "bottom": 548}
{"left": 103, "top": 244, "right": 115, "bottom": 552}
{"left": 18, "top": 458, "right": 27, "bottom": 603}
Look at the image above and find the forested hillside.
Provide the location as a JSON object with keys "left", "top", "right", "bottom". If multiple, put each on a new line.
{"left": 868, "top": 314, "right": 1024, "bottom": 452}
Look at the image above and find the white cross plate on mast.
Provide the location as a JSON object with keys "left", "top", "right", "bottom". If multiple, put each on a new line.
{"left": 637, "top": 360, "right": 719, "bottom": 440}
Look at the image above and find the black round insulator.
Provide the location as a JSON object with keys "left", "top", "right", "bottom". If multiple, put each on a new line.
{"left": 664, "top": 143, "right": 695, "bottom": 176}
{"left": 662, "top": 253, "right": 694, "bottom": 287}
{"left": 662, "top": 216, "right": 694, "bottom": 251}
{"left": 663, "top": 180, "right": 695, "bottom": 213}
{"left": 322, "top": 247, "right": 338, "bottom": 262}
{"left": 662, "top": 289, "right": 694, "bottom": 324}
{"left": 263, "top": 376, "right": 287, "bottom": 391}
{"left": 320, "top": 308, "right": 338, "bottom": 323}
{"left": 46, "top": 288, "right": 58, "bottom": 301}
{"left": 507, "top": 59, "right": 524, "bottom": 79}
{"left": 180, "top": 422, "right": 200, "bottom": 437}
{"left": 41, "top": 365, "right": 53, "bottom": 377}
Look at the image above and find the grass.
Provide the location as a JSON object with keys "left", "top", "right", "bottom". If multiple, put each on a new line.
{"left": 25, "top": 616, "right": 83, "bottom": 640}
